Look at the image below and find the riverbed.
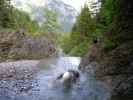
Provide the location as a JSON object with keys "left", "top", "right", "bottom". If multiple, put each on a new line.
{"left": 0, "top": 57, "right": 110, "bottom": 100}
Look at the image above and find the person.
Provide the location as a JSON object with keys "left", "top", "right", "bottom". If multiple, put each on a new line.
{"left": 89, "top": 38, "right": 98, "bottom": 61}
{"left": 56, "top": 70, "right": 80, "bottom": 88}
{"left": 79, "top": 38, "right": 99, "bottom": 70}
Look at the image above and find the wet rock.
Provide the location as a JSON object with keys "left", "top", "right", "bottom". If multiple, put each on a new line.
{"left": 79, "top": 41, "right": 133, "bottom": 100}
{"left": 0, "top": 60, "right": 40, "bottom": 80}
{"left": 0, "top": 60, "right": 40, "bottom": 95}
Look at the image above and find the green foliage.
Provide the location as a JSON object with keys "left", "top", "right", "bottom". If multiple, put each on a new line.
{"left": 41, "top": 8, "right": 60, "bottom": 33}
{"left": 93, "top": 0, "right": 119, "bottom": 50}
{"left": 72, "top": 4, "right": 95, "bottom": 38}
{"left": 57, "top": 33, "right": 71, "bottom": 54}
{"left": 59, "top": 4, "right": 96, "bottom": 56}
{"left": 94, "top": 0, "right": 118, "bottom": 27}
{"left": 0, "top": 0, "right": 14, "bottom": 28}
{"left": 103, "top": 38, "right": 117, "bottom": 51}
{"left": 0, "top": 0, "right": 40, "bottom": 33}
{"left": 13, "top": 9, "right": 40, "bottom": 33}
{"left": 105, "top": 0, "right": 133, "bottom": 46}
{"left": 59, "top": 0, "right": 120, "bottom": 56}
{"left": 69, "top": 41, "right": 90, "bottom": 56}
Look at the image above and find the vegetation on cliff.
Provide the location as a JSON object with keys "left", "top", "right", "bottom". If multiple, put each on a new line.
{"left": 0, "top": 0, "right": 59, "bottom": 61}
{"left": 59, "top": 0, "right": 132, "bottom": 55}
{"left": 59, "top": 0, "right": 119, "bottom": 56}
{"left": 96, "top": 0, "right": 133, "bottom": 100}
{"left": 58, "top": 4, "right": 96, "bottom": 56}
{"left": 76, "top": 0, "right": 133, "bottom": 100}
{"left": 0, "top": 0, "right": 60, "bottom": 34}
{"left": 58, "top": 0, "right": 133, "bottom": 99}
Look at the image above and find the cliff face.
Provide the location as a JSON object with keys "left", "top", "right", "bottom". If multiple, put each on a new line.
{"left": 95, "top": 41, "right": 133, "bottom": 100}
{"left": 79, "top": 0, "right": 133, "bottom": 100}
{"left": 0, "top": 30, "right": 57, "bottom": 62}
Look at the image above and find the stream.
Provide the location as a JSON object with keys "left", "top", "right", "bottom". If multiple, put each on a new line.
{"left": 0, "top": 57, "right": 110, "bottom": 100}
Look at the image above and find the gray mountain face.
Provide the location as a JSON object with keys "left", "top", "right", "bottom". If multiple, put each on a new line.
{"left": 45, "top": 0, "right": 78, "bottom": 32}
{"left": 13, "top": 0, "right": 78, "bottom": 32}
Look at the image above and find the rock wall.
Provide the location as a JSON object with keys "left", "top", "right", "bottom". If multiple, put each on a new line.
{"left": 0, "top": 30, "right": 58, "bottom": 62}
{"left": 95, "top": 41, "right": 133, "bottom": 100}
{"left": 79, "top": 0, "right": 133, "bottom": 100}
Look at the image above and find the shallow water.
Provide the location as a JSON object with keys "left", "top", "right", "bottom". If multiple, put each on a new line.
{"left": 0, "top": 57, "right": 110, "bottom": 100}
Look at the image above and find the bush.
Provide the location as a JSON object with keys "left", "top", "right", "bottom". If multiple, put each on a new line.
{"left": 69, "top": 42, "right": 90, "bottom": 56}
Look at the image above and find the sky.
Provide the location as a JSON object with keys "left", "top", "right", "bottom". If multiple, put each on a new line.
{"left": 12, "top": 0, "right": 88, "bottom": 12}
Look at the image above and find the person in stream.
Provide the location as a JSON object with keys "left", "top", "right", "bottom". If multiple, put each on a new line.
{"left": 89, "top": 38, "right": 99, "bottom": 61}
{"left": 79, "top": 38, "right": 99, "bottom": 71}
{"left": 56, "top": 70, "right": 80, "bottom": 88}
{"left": 49, "top": 70, "right": 80, "bottom": 89}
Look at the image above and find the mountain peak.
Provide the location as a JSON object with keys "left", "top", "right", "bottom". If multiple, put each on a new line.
{"left": 12, "top": 0, "right": 78, "bottom": 32}
{"left": 44, "top": 0, "right": 78, "bottom": 32}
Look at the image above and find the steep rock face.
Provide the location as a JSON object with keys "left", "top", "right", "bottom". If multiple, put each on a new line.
{"left": 79, "top": 35, "right": 133, "bottom": 100}
{"left": 79, "top": 0, "right": 133, "bottom": 100}
{"left": 0, "top": 30, "right": 57, "bottom": 62}
{"left": 95, "top": 41, "right": 133, "bottom": 100}
{"left": 33, "top": 0, "right": 78, "bottom": 32}
{"left": 45, "top": 0, "right": 78, "bottom": 32}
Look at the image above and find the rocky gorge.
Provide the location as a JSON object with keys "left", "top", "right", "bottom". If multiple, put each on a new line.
{"left": 0, "top": 0, "right": 133, "bottom": 99}
{"left": 79, "top": 0, "right": 133, "bottom": 100}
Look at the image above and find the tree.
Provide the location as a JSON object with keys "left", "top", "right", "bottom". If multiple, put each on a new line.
{"left": 0, "top": 0, "right": 39, "bottom": 33}
{"left": 59, "top": 4, "right": 96, "bottom": 56}
{"left": 93, "top": 0, "right": 120, "bottom": 50}
{"left": 0, "top": 0, "right": 14, "bottom": 28}
{"left": 41, "top": 8, "right": 60, "bottom": 33}
{"left": 72, "top": 4, "right": 95, "bottom": 40}
{"left": 13, "top": 9, "right": 39, "bottom": 33}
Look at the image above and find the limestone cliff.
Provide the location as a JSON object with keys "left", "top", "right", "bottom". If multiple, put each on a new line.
{"left": 79, "top": 0, "right": 133, "bottom": 100}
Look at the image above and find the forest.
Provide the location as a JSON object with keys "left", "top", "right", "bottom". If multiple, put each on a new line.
{"left": 0, "top": 0, "right": 133, "bottom": 100}
{"left": 59, "top": 0, "right": 120, "bottom": 56}
{"left": 0, "top": 0, "right": 60, "bottom": 34}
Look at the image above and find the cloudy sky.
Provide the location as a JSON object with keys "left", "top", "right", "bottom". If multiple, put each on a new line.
{"left": 12, "top": 0, "right": 88, "bottom": 12}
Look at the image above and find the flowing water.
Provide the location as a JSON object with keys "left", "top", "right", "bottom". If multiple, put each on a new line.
{"left": 0, "top": 57, "right": 110, "bottom": 100}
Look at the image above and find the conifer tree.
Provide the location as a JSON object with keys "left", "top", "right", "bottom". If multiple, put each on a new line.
{"left": 72, "top": 4, "right": 95, "bottom": 39}
{"left": 0, "top": 0, "right": 14, "bottom": 28}
{"left": 41, "top": 8, "right": 60, "bottom": 33}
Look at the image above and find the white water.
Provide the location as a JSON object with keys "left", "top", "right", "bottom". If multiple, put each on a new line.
{"left": 0, "top": 57, "right": 110, "bottom": 100}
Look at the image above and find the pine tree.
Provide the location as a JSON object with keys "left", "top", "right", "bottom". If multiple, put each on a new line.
{"left": 13, "top": 9, "right": 39, "bottom": 33}
{"left": 0, "top": 0, "right": 14, "bottom": 28}
{"left": 41, "top": 8, "right": 60, "bottom": 33}
{"left": 60, "top": 4, "right": 96, "bottom": 56}
{"left": 72, "top": 4, "right": 95, "bottom": 39}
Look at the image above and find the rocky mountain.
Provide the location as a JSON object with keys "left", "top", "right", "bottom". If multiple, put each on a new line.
{"left": 45, "top": 0, "right": 78, "bottom": 32}
{"left": 12, "top": 0, "right": 78, "bottom": 32}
